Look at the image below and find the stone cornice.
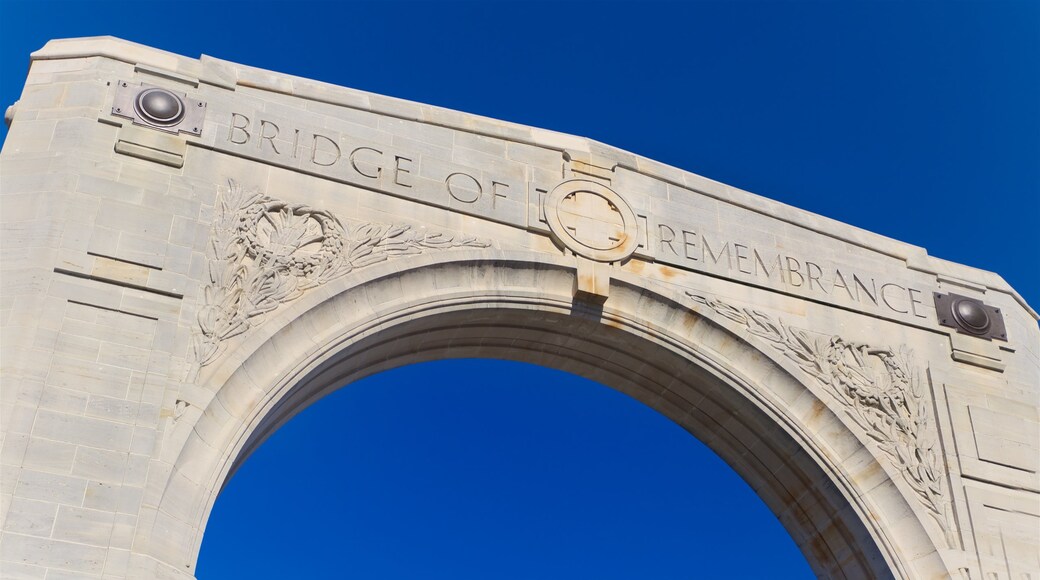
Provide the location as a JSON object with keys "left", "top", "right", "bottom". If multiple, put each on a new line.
{"left": 29, "top": 36, "right": 1036, "bottom": 319}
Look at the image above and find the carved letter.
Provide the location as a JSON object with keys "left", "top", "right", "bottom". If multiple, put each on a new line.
{"left": 228, "top": 113, "right": 250, "bottom": 144}
{"left": 394, "top": 155, "right": 414, "bottom": 188}
{"left": 311, "top": 134, "right": 341, "bottom": 167}
{"left": 291, "top": 129, "right": 301, "bottom": 159}
{"left": 908, "top": 288, "right": 928, "bottom": 319}
{"left": 880, "top": 283, "right": 909, "bottom": 313}
{"left": 702, "top": 237, "right": 731, "bottom": 268}
{"left": 659, "top": 224, "right": 677, "bottom": 255}
{"left": 807, "top": 262, "right": 825, "bottom": 292}
{"left": 682, "top": 230, "right": 699, "bottom": 261}
{"left": 785, "top": 257, "right": 804, "bottom": 287}
{"left": 491, "top": 181, "right": 509, "bottom": 208}
{"left": 446, "top": 172, "right": 481, "bottom": 203}
{"left": 754, "top": 249, "right": 783, "bottom": 282}
{"left": 734, "top": 244, "right": 752, "bottom": 274}
{"left": 854, "top": 274, "right": 878, "bottom": 306}
{"left": 832, "top": 269, "right": 856, "bottom": 301}
{"left": 258, "top": 120, "right": 280, "bottom": 154}
{"left": 349, "top": 147, "right": 383, "bottom": 178}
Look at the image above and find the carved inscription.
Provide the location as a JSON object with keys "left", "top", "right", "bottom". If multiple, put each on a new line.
{"left": 214, "top": 109, "right": 934, "bottom": 323}
{"left": 687, "top": 293, "right": 952, "bottom": 538}
{"left": 655, "top": 222, "right": 931, "bottom": 320}
{"left": 218, "top": 113, "right": 526, "bottom": 227}
{"left": 188, "top": 180, "right": 489, "bottom": 378}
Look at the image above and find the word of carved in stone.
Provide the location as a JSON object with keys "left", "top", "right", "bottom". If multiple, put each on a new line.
{"left": 687, "top": 293, "right": 951, "bottom": 535}
{"left": 188, "top": 180, "right": 490, "bottom": 378}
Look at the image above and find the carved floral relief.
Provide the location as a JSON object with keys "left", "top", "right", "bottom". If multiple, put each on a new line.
{"left": 687, "top": 292, "right": 952, "bottom": 537}
{"left": 188, "top": 180, "right": 489, "bottom": 378}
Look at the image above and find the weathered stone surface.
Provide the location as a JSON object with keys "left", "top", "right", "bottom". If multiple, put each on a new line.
{"left": 1, "top": 37, "right": 1037, "bottom": 579}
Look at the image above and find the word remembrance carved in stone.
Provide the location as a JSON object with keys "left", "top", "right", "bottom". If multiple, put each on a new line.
{"left": 1, "top": 37, "right": 1036, "bottom": 580}
{"left": 651, "top": 216, "right": 932, "bottom": 319}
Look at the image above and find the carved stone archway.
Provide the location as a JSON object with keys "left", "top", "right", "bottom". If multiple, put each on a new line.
{"left": 1, "top": 38, "right": 1037, "bottom": 579}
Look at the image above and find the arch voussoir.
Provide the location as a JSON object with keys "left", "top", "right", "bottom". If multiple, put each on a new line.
{"left": 139, "top": 257, "right": 940, "bottom": 578}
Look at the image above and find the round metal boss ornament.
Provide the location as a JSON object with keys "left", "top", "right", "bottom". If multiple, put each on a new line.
{"left": 134, "top": 88, "right": 185, "bottom": 127}
{"left": 952, "top": 298, "right": 991, "bottom": 335}
{"left": 544, "top": 179, "right": 639, "bottom": 262}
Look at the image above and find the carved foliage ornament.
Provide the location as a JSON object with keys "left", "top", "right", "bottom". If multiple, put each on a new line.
{"left": 687, "top": 293, "right": 952, "bottom": 537}
{"left": 188, "top": 180, "right": 489, "bottom": 377}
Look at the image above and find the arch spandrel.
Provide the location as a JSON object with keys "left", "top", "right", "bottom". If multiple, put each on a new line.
{"left": 1, "top": 37, "right": 1037, "bottom": 580}
{"left": 144, "top": 253, "right": 941, "bottom": 579}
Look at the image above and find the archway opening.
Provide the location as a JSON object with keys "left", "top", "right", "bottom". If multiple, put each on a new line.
{"left": 166, "top": 261, "right": 912, "bottom": 579}
{"left": 197, "top": 358, "right": 814, "bottom": 579}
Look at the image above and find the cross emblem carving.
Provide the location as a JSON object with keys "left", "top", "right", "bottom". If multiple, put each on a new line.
{"left": 558, "top": 191, "right": 626, "bottom": 251}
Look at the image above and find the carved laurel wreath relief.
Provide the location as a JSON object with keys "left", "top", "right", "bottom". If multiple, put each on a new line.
{"left": 187, "top": 180, "right": 489, "bottom": 378}
{"left": 186, "top": 178, "right": 953, "bottom": 542}
{"left": 686, "top": 293, "right": 952, "bottom": 538}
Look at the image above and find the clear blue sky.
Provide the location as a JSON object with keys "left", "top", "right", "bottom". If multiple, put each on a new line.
{"left": 2, "top": 2, "right": 1037, "bottom": 578}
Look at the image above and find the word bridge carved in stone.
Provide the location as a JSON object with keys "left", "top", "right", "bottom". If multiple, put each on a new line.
{"left": 188, "top": 180, "right": 490, "bottom": 379}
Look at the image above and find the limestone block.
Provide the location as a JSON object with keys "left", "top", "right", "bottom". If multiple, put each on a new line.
{"left": 51, "top": 505, "right": 116, "bottom": 546}
{"left": 3, "top": 498, "right": 58, "bottom": 537}
{"left": 21, "top": 437, "right": 77, "bottom": 474}
{"left": 32, "top": 410, "right": 134, "bottom": 452}
{"left": 0, "top": 534, "right": 107, "bottom": 575}
{"left": 12, "top": 470, "right": 87, "bottom": 506}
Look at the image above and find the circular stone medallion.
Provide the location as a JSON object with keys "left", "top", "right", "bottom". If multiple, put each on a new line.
{"left": 545, "top": 179, "right": 639, "bottom": 262}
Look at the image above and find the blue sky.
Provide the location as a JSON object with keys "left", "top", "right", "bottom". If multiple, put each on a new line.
{"left": 2, "top": 2, "right": 1036, "bottom": 578}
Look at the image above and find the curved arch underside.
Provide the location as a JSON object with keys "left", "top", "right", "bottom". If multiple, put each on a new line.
{"left": 235, "top": 308, "right": 890, "bottom": 579}
{"left": 161, "top": 257, "right": 946, "bottom": 580}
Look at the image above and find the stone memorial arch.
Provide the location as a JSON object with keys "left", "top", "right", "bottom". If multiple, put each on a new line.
{"left": 1, "top": 38, "right": 1037, "bottom": 579}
